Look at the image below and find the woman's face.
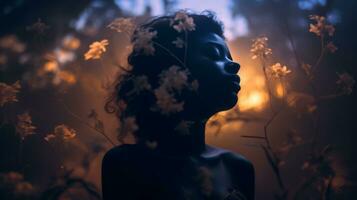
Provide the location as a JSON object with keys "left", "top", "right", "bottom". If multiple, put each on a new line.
{"left": 186, "top": 32, "right": 241, "bottom": 117}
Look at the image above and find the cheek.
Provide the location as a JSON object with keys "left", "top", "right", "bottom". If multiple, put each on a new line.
{"left": 190, "top": 59, "right": 225, "bottom": 84}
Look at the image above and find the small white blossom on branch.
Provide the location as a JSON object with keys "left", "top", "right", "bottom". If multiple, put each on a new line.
{"left": 16, "top": 112, "right": 36, "bottom": 139}
{"left": 159, "top": 65, "right": 189, "bottom": 92}
{"left": 53, "top": 124, "right": 77, "bottom": 140}
{"left": 250, "top": 37, "right": 272, "bottom": 60}
{"left": 170, "top": 11, "right": 196, "bottom": 33}
{"left": 133, "top": 28, "right": 157, "bottom": 56}
{"left": 309, "top": 15, "right": 335, "bottom": 37}
{"left": 129, "top": 75, "right": 152, "bottom": 95}
{"left": 326, "top": 41, "right": 338, "bottom": 53}
{"left": 153, "top": 85, "right": 184, "bottom": 115}
{"left": 270, "top": 63, "right": 291, "bottom": 78}
{"left": 107, "top": 17, "right": 136, "bottom": 35}
{"left": 84, "top": 39, "right": 109, "bottom": 60}
{"left": 0, "top": 81, "right": 21, "bottom": 107}
{"left": 336, "top": 72, "right": 355, "bottom": 95}
{"left": 172, "top": 37, "right": 185, "bottom": 48}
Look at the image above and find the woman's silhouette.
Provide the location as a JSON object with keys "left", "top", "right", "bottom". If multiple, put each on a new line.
{"left": 102, "top": 10, "right": 254, "bottom": 200}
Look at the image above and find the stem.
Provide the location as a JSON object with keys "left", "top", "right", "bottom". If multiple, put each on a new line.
{"left": 312, "top": 35, "right": 325, "bottom": 74}
{"left": 261, "top": 58, "right": 275, "bottom": 113}
{"left": 264, "top": 110, "right": 280, "bottom": 149}
{"left": 59, "top": 100, "right": 116, "bottom": 147}
{"left": 153, "top": 41, "right": 185, "bottom": 67}
{"left": 184, "top": 31, "right": 188, "bottom": 66}
{"left": 260, "top": 56, "right": 287, "bottom": 193}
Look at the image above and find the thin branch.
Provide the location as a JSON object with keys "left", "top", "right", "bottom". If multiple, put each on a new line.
{"left": 59, "top": 100, "right": 116, "bottom": 147}
{"left": 153, "top": 41, "right": 185, "bottom": 67}
{"left": 241, "top": 135, "right": 267, "bottom": 139}
{"left": 312, "top": 35, "right": 326, "bottom": 73}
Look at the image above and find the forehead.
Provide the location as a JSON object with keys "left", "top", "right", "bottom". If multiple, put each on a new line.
{"left": 194, "top": 32, "right": 227, "bottom": 48}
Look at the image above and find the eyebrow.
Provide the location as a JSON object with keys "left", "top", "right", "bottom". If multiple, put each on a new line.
{"left": 206, "top": 41, "right": 233, "bottom": 60}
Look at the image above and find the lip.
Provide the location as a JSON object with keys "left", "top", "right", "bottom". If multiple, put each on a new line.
{"left": 230, "top": 75, "right": 241, "bottom": 93}
{"left": 232, "top": 81, "right": 241, "bottom": 93}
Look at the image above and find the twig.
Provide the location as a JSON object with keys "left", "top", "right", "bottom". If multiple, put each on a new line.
{"left": 59, "top": 100, "right": 116, "bottom": 147}
{"left": 153, "top": 41, "right": 185, "bottom": 67}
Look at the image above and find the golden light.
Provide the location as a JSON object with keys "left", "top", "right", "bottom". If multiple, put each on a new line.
{"left": 44, "top": 61, "right": 59, "bottom": 72}
{"left": 53, "top": 70, "right": 77, "bottom": 85}
{"left": 238, "top": 90, "right": 268, "bottom": 111}
{"left": 275, "top": 83, "right": 284, "bottom": 98}
{"left": 62, "top": 35, "right": 81, "bottom": 50}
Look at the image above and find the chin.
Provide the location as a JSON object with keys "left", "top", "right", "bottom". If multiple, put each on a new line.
{"left": 219, "top": 93, "right": 238, "bottom": 111}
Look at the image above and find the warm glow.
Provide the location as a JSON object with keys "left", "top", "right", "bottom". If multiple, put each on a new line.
{"left": 53, "top": 70, "right": 76, "bottom": 85}
{"left": 238, "top": 90, "right": 268, "bottom": 111}
{"left": 275, "top": 83, "right": 284, "bottom": 98}
{"left": 44, "top": 61, "right": 59, "bottom": 72}
{"left": 62, "top": 35, "right": 81, "bottom": 50}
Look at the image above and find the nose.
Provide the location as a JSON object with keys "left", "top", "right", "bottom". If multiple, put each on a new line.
{"left": 224, "top": 61, "right": 240, "bottom": 74}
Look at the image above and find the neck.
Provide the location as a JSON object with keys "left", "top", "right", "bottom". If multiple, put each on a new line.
{"left": 140, "top": 119, "right": 207, "bottom": 156}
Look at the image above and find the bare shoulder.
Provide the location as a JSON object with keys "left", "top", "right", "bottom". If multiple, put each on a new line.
{"left": 204, "top": 145, "right": 255, "bottom": 200}
{"left": 204, "top": 145, "right": 253, "bottom": 167}
{"left": 102, "top": 144, "right": 141, "bottom": 167}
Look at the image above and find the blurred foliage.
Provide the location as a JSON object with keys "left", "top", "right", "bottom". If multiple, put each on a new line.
{"left": 0, "top": 0, "right": 356, "bottom": 199}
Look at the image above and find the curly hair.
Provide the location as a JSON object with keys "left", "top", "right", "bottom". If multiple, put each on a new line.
{"left": 105, "top": 10, "right": 225, "bottom": 143}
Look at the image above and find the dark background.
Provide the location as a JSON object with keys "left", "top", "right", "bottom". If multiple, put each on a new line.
{"left": 0, "top": 0, "right": 356, "bottom": 199}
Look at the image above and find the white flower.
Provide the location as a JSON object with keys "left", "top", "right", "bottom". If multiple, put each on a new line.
{"left": 172, "top": 37, "right": 185, "bottom": 48}
{"left": 53, "top": 124, "right": 76, "bottom": 140}
{"left": 62, "top": 35, "right": 80, "bottom": 50}
{"left": 159, "top": 65, "right": 189, "bottom": 92}
{"left": 0, "top": 81, "right": 21, "bottom": 107}
{"left": 270, "top": 63, "right": 291, "bottom": 78}
{"left": 326, "top": 41, "right": 338, "bottom": 53}
{"left": 170, "top": 11, "right": 196, "bottom": 33}
{"left": 84, "top": 39, "right": 109, "bottom": 60}
{"left": 128, "top": 75, "right": 151, "bottom": 96}
{"left": 107, "top": 18, "right": 135, "bottom": 35}
{"left": 309, "top": 15, "right": 335, "bottom": 37}
{"left": 0, "top": 35, "right": 26, "bottom": 53}
{"left": 336, "top": 72, "right": 355, "bottom": 95}
{"left": 16, "top": 112, "right": 36, "bottom": 139}
{"left": 153, "top": 86, "right": 184, "bottom": 115}
{"left": 250, "top": 37, "right": 272, "bottom": 60}
{"left": 44, "top": 134, "right": 56, "bottom": 142}
{"left": 133, "top": 28, "right": 157, "bottom": 56}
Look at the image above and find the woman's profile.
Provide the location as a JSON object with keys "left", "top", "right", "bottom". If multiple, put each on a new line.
{"left": 102, "top": 10, "right": 254, "bottom": 200}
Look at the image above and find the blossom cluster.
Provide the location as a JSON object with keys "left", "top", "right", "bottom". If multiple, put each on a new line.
{"left": 250, "top": 37, "right": 272, "bottom": 60}
{"left": 270, "top": 63, "right": 291, "bottom": 78}
{"left": 336, "top": 72, "right": 355, "bottom": 95}
{"left": 309, "top": 15, "right": 335, "bottom": 37}
{"left": 0, "top": 81, "right": 21, "bottom": 107}
{"left": 0, "top": 172, "right": 35, "bottom": 198}
{"left": 84, "top": 39, "right": 109, "bottom": 60}
{"left": 170, "top": 11, "right": 196, "bottom": 33}
{"left": 132, "top": 28, "right": 157, "bottom": 56}
{"left": 45, "top": 124, "right": 77, "bottom": 141}
{"left": 107, "top": 17, "right": 135, "bottom": 35}
{"left": 16, "top": 112, "right": 36, "bottom": 140}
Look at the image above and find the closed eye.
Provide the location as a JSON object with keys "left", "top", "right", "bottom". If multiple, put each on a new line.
{"left": 203, "top": 44, "right": 223, "bottom": 60}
